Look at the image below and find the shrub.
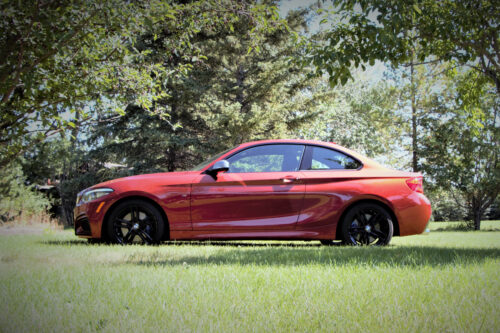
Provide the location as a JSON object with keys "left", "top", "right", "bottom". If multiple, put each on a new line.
{"left": 0, "top": 164, "right": 52, "bottom": 224}
{"left": 427, "top": 187, "right": 467, "bottom": 222}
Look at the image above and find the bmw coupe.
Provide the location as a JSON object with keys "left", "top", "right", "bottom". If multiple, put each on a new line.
{"left": 74, "top": 140, "right": 431, "bottom": 245}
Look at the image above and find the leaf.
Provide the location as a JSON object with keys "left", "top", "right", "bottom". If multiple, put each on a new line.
{"left": 413, "top": 4, "right": 422, "bottom": 14}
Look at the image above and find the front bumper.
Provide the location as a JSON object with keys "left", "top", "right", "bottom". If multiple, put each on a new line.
{"left": 74, "top": 197, "right": 115, "bottom": 239}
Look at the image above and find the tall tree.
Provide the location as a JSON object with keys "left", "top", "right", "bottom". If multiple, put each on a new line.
{"left": 194, "top": 6, "right": 328, "bottom": 148}
{"left": 0, "top": 0, "right": 157, "bottom": 168}
{"left": 89, "top": 4, "right": 329, "bottom": 172}
{"left": 295, "top": 78, "right": 401, "bottom": 159}
{"left": 385, "top": 60, "right": 451, "bottom": 171}
{"left": 420, "top": 71, "right": 499, "bottom": 230}
{"left": 307, "top": 0, "right": 500, "bottom": 93}
{"left": 0, "top": 0, "right": 285, "bottom": 169}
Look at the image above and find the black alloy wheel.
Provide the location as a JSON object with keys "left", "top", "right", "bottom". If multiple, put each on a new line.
{"left": 340, "top": 203, "right": 394, "bottom": 246}
{"left": 107, "top": 199, "right": 165, "bottom": 245}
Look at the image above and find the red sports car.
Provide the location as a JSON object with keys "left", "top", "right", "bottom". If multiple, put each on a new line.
{"left": 74, "top": 139, "right": 431, "bottom": 245}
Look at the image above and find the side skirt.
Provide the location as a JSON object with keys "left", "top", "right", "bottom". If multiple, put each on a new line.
{"left": 169, "top": 226, "right": 335, "bottom": 241}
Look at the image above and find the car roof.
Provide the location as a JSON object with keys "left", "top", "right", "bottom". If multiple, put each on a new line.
{"left": 225, "top": 139, "right": 384, "bottom": 170}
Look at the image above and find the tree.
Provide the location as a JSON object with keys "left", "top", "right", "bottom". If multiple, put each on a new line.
{"left": 420, "top": 71, "right": 499, "bottom": 230}
{"left": 307, "top": 0, "right": 500, "bottom": 93}
{"left": 88, "top": 4, "right": 329, "bottom": 172}
{"left": 0, "top": 1, "right": 152, "bottom": 168}
{"left": 0, "top": 0, "right": 285, "bottom": 170}
{"left": 20, "top": 137, "right": 106, "bottom": 225}
{"left": 88, "top": 105, "right": 207, "bottom": 173}
{"left": 295, "top": 78, "right": 402, "bottom": 159}
{"left": 0, "top": 162, "right": 51, "bottom": 223}
{"left": 384, "top": 60, "right": 452, "bottom": 171}
{"left": 193, "top": 6, "right": 329, "bottom": 149}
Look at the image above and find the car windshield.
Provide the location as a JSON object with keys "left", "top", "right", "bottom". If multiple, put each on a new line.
{"left": 190, "top": 146, "right": 237, "bottom": 171}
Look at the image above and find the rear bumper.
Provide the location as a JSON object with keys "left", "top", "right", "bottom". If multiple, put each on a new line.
{"left": 396, "top": 192, "right": 432, "bottom": 236}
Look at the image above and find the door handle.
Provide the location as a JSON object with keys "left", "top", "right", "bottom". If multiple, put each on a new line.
{"left": 280, "top": 176, "right": 299, "bottom": 183}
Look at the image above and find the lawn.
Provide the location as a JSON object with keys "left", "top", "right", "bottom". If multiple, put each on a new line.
{"left": 0, "top": 221, "right": 499, "bottom": 332}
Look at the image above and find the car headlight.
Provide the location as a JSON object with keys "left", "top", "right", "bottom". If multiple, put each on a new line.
{"left": 79, "top": 188, "right": 114, "bottom": 204}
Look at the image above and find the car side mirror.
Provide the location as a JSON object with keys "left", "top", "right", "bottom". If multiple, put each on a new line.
{"left": 205, "top": 160, "right": 229, "bottom": 179}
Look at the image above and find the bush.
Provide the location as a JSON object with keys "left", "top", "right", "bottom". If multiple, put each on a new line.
{"left": 427, "top": 187, "right": 467, "bottom": 222}
{"left": 0, "top": 164, "right": 52, "bottom": 224}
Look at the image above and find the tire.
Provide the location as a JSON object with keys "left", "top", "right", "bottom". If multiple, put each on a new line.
{"left": 340, "top": 203, "right": 394, "bottom": 246}
{"left": 106, "top": 199, "right": 165, "bottom": 245}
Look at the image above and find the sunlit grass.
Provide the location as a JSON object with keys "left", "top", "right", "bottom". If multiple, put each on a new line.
{"left": 0, "top": 222, "right": 499, "bottom": 332}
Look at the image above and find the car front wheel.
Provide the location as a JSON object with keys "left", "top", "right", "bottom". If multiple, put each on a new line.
{"left": 340, "top": 203, "right": 394, "bottom": 246}
{"left": 106, "top": 199, "right": 165, "bottom": 245}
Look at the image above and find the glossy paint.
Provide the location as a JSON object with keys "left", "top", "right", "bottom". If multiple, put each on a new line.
{"left": 74, "top": 139, "right": 432, "bottom": 241}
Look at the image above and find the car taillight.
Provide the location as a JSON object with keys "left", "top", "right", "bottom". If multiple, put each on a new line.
{"left": 406, "top": 177, "right": 423, "bottom": 193}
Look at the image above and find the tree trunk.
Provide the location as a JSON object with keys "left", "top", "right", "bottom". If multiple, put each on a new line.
{"left": 167, "top": 147, "right": 176, "bottom": 172}
{"left": 70, "top": 109, "right": 80, "bottom": 149}
{"left": 471, "top": 196, "right": 483, "bottom": 230}
{"left": 473, "top": 209, "right": 481, "bottom": 230}
{"left": 410, "top": 60, "right": 418, "bottom": 172}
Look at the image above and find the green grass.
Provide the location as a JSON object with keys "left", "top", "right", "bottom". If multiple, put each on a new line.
{"left": 0, "top": 222, "right": 499, "bottom": 332}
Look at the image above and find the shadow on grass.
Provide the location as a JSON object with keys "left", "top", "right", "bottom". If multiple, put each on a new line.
{"left": 40, "top": 240, "right": 335, "bottom": 247}
{"left": 42, "top": 240, "right": 90, "bottom": 246}
{"left": 162, "top": 241, "right": 332, "bottom": 247}
{"left": 124, "top": 246, "right": 500, "bottom": 268}
{"left": 40, "top": 240, "right": 500, "bottom": 267}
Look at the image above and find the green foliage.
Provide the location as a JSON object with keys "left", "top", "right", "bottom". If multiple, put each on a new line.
{"left": 89, "top": 4, "right": 328, "bottom": 172}
{"left": 190, "top": 5, "right": 330, "bottom": 148}
{"left": 308, "top": 0, "right": 500, "bottom": 92}
{"left": 420, "top": 71, "right": 499, "bottom": 229}
{"left": 0, "top": 1, "right": 159, "bottom": 167}
{"left": 381, "top": 60, "right": 454, "bottom": 171}
{"left": 426, "top": 187, "right": 467, "bottom": 222}
{"left": 0, "top": 163, "right": 50, "bottom": 222}
{"left": 0, "top": 0, "right": 287, "bottom": 170}
{"left": 296, "top": 78, "right": 401, "bottom": 157}
{"left": 20, "top": 137, "right": 128, "bottom": 225}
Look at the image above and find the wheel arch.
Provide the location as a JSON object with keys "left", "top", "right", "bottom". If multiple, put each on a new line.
{"left": 101, "top": 195, "right": 170, "bottom": 241}
{"left": 335, "top": 198, "right": 400, "bottom": 240}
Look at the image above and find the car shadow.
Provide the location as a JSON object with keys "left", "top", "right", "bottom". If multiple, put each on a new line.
{"left": 42, "top": 239, "right": 90, "bottom": 246}
{"left": 125, "top": 245, "right": 500, "bottom": 268}
{"left": 162, "top": 240, "right": 334, "bottom": 247}
{"left": 40, "top": 240, "right": 336, "bottom": 247}
{"left": 40, "top": 240, "right": 500, "bottom": 268}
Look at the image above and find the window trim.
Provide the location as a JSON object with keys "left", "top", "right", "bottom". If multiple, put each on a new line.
{"left": 300, "top": 145, "right": 363, "bottom": 171}
{"left": 223, "top": 143, "right": 307, "bottom": 174}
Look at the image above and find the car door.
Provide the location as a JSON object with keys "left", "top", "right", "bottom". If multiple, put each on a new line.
{"left": 191, "top": 144, "right": 306, "bottom": 231}
{"left": 297, "top": 145, "right": 363, "bottom": 229}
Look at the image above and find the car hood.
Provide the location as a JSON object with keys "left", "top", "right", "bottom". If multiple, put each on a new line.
{"left": 89, "top": 171, "right": 201, "bottom": 190}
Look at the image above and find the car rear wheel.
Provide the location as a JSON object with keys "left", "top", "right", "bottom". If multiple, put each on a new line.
{"left": 340, "top": 203, "right": 393, "bottom": 246}
{"left": 106, "top": 199, "right": 165, "bottom": 245}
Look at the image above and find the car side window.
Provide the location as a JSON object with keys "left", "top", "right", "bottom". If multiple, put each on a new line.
{"left": 308, "top": 146, "right": 361, "bottom": 170}
{"left": 227, "top": 145, "right": 305, "bottom": 173}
